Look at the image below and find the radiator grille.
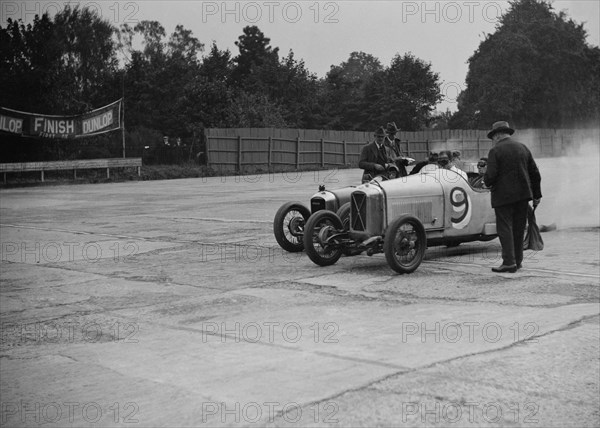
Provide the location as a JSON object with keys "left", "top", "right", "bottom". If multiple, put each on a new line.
{"left": 351, "top": 192, "right": 367, "bottom": 231}
{"left": 310, "top": 197, "right": 326, "bottom": 214}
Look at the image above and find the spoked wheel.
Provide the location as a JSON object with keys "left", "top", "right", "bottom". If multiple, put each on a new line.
{"left": 303, "top": 210, "right": 344, "bottom": 266}
{"left": 273, "top": 202, "right": 310, "bottom": 252}
{"left": 384, "top": 215, "right": 427, "bottom": 274}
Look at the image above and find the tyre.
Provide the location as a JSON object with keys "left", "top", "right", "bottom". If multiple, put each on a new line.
{"left": 303, "top": 210, "right": 344, "bottom": 266}
{"left": 384, "top": 215, "right": 427, "bottom": 274}
{"left": 273, "top": 202, "right": 310, "bottom": 252}
{"left": 336, "top": 202, "right": 363, "bottom": 256}
{"left": 336, "top": 202, "right": 351, "bottom": 231}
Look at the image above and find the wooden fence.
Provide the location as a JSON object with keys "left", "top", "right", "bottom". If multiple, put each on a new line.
{"left": 205, "top": 127, "right": 599, "bottom": 173}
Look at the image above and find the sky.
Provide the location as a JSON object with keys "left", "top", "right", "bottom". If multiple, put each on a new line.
{"left": 2, "top": 1, "right": 599, "bottom": 111}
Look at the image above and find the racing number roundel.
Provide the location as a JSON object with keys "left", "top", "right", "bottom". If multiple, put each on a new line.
{"left": 450, "top": 187, "right": 471, "bottom": 229}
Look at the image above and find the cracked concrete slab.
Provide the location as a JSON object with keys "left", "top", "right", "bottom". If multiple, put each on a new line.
{"left": 268, "top": 322, "right": 598, "bottom": 427}
{"left": 1, "top": 161, "right": 598, "bottom": 427}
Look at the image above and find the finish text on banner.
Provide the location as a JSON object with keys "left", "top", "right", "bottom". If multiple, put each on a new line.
{"left": 0, "top": 99, "right": 122, "bottom": 139}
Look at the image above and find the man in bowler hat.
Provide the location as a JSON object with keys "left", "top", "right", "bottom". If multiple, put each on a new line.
{"left": 484, "top": 121, "right": 542, "bottom": 273}
{"left": 359, "top": 127, "right": 394, "bottom": 183}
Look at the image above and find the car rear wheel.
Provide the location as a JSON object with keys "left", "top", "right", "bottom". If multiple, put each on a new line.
{"left": 273, "top": 202, "right": 310, "bottom": 252}
{"left": 303, "top": 210, "right": 344, "bottom": 266}
{"left": 384, "top": 215, "right": 427, "bottom": 274}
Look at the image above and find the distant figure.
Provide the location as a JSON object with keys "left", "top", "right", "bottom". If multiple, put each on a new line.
{"left": 157, "top": 135, "right": 173, "bottom": 164}
{"left": 484, "top": 121, "right": 542, "bottom": 273}
{"left": 174, "top": 137, "right": 185, "bottom": 164}
{"left": 451, "top": 150, "right": 461, "bottom": 167}
{"left": 359, "top": 127, "right": 394, "bottom": 183}
{"left": 470, "top": 157, "right": 489, "bottom": 188}
{"left": 384, "top": 122, "right": 414, "bottom": 177}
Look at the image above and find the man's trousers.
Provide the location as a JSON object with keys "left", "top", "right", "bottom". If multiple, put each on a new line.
{"left": 494, "top": 200, "right": 529, "bottom": 266}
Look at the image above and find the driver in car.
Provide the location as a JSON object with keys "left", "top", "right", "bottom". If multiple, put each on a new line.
{"left": 438, "top": 150, "right": 468, "bottom": 180}
{"left": 471, "top": 157, "right": 489, "bottom": 188}
{"left": 359, "top": 127, "right": 395, "bottom": 183}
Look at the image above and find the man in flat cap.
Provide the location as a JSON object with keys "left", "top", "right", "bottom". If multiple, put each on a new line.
{"left": 484, "top": 121, "right": 542, "bottom": 273}
{"left": 359, "top": 127, "right": 394, "bottom": 183}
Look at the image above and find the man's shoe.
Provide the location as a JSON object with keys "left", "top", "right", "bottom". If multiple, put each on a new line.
{"left": 517, "top": 264, "right": 522, "bottom": 270}
{"left": 492, "top": 264, "right": 517, "bottom": 273}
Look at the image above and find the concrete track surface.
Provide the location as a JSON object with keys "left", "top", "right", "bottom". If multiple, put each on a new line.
{"left": 1, "top": 156, "right": 599, "bottom": 427}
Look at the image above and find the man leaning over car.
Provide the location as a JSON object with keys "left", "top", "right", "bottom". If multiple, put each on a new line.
{"left": 359, "top": 127, "right": 395, "bottom": 183}
{"left": 484, "top": 121, "right": 542, "bottom": 273}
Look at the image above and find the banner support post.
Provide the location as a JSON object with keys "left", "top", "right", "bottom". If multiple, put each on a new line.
{"left": 121, "top": 73, "right": 126, "bottom": 158}
{"left": 122, "top": 101, "right": 125, "bottom": 158}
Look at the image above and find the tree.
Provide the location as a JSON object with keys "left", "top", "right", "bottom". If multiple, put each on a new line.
{"left": 133, "top": 20, "right": 166, "bottom": 63}
{"left": 321, "top": 51, "right": 384, "bottom": 129}
{"left": 228, "top": 27, "right": 322, "bottom": 127}
{"left": 52, "top": 6, "right": 120, "bottom": 111}
{"left": 0, "top": 6, "right": 119, "bottom": 113}
{"left": 201, "top": 42, "right": 232, "bottom": 83}
{"left": 454, "top": 0, "right": 600, "bottom": 128}
{"left": 276, "top": 51, "right": 321, "bottom": 128}
{"left": 0, "top": 14, "right": 57, "bottom": 112}
{"left": 241, "top": 49, "right": 321, "bottom": 127}
{"left": 168, "top": 24, "right": 203, "bottom": 63}
{"left": 363, "top": 53, "right": 442, "bottom": 131}
{"left": 232, "top": 25, "right": 279, "bottom": 86}
{"left": 319, "top": 51, "right": 441, "bottom": 130}
{"left": 122, "top": 21, "right": 204, "bottom": 139}
{"left": 188, "top": 43, "right": 235, "bottom": 128}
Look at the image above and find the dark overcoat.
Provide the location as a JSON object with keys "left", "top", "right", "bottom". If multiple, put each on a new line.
{"left": 484, "top": 137, "right": 542, "bottom": 208}
{"left": 385, "top": 136, "right": 409, "bottom": 177}
{"left": 359, "top": 141, "right": 392, "bottom": 182}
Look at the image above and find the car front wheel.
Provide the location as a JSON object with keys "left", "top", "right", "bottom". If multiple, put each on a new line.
{"left": 303, "top": 210, "right": 344, "bottom": 266}
{"left": 384, "top": 215, "right": 427, "bottom": 274}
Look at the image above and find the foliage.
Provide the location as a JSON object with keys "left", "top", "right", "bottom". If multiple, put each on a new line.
{"left": 452, "top": 0, "right": 600, "bottom": 128}
{"left": 231, "top": 25, "right": 279, "bottom": 86}
{"left": 121, "top": 20, "right": 204, "bottom": 141}
{"left": 3, "top": 2, "right": 596, "bottom": 166}
{"left": 0, "top": 6, "right": 119, "bottom": 113}
{"left": 0, "top": 9, "right": 444, "bottom": 163}
{"left": 320, "top": 52, "right": 441, "bottom": 131}
{"left": 226, "top": 91, "right": 288, "bottom": 128}
{"left": 320, "top": 51, "right": 384, "bottom": 130}
{"left": 364, "top": 53, "right": 442, "bottom": 131}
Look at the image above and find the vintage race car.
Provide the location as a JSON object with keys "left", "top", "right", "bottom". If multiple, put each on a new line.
{"left": 273, "top": 166, "right": 400, "bottom": 252}
{"left": 301, "top": 164, "right": 498, "bottom": 273}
